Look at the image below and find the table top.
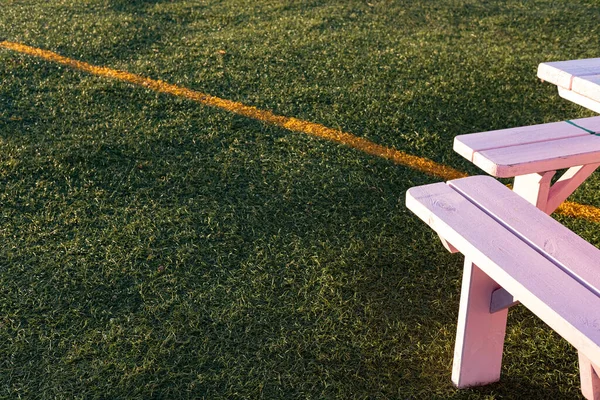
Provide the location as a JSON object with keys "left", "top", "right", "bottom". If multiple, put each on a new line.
{"left": 538, "top": 58, "right": 600, "bottom": 113}
{"left": 454, "top": 116, "right": 600, "bottom": 177}
{"left": 453, "top": 59, "right": 600, "bottom": 178}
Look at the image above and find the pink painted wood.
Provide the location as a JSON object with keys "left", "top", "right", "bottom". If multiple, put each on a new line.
{"left": 537, "top": 58, "right": 600, "bottom": 90}
{"left": 449, "top": 177, "right": 600, "bottom": 295}
{"left": 406, "top": 176, "right": 600, "bottom": 397}
{"left": 579, "top": 352, "right": 600, "bottom": 400}
{"left": 452, "top": 259, "right": 507, "bottom": 387}
{"left": 454, "top": 117, "right": 600, "bottom": 213}
{"left": 573, "top": 75, "right": 600, "bottom": 103}
{"left": 559, "top": 87, "right": 600, "bottom": 114}
{"left": 454, "top": 119, "right": 593, "bottom": 164}
{"left": 508, "top": 164, "right": 600, "bottom": 215}
{"left": 538, "top": 59, "right": 600, "bottom": 113}
{"left": 511, "top": 171, "right": 554, "bottom": 211}
{"left": 473, "top": 134, "right": 600, "bottom": 177}
{"left": 544, "top": 163, "right": 600, "bottom": 213}
{"left": 453, "top": 117, "right": 600, "bottom": 178}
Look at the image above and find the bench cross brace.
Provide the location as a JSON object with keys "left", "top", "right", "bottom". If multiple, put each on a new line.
{"left": 512, "top": 163, "right": 600, "bottom": 214}
{"left": 490, "top": 288, "right": 519, "bottom": 314}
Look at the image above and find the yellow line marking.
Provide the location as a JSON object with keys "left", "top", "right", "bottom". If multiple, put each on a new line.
{"left": 0, "top": 40, "right": 466, "bottom": 181}
{"left": 556, "top": 201, "right": 600, "bottom": 222}
{"left": 2, "top": 40, "right": 600, "bottom": 223}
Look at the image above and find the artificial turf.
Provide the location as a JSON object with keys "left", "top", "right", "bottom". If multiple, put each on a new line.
{"left": 1, "top": 0, "right": 600, "bottom": 398}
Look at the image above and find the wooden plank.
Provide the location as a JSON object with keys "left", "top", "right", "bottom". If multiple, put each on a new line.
{"left": 449, "top": 176, "right": 600, "bottom": 296}
{"left": 558, "top": 87, "right": 600, "bottom": 114}
{"left": 573, "top": 116, "right": 600, "bottom": 132}
{"left": 452, "top": 259, "right": 507, "bottom": 388}
{"left": 406, "top": 181, "right": 600, "bottom": 367}
{"left": 572, "top": 75, "right": 600, "bottom": 104}
{"left": 472, "top": 134, "right": 600, "bottom": 177}
{"left": 538, "top": 58, "right": 600, "bottom": 89}
{"left": 512, "top": 171, "right": 554, "bottom": 211}
{"left": 454, "top": 117, "right": 600, "bottom": 161}
{"left": 453, "top": 121, "right": 588, "bottom": 162}
{"left": 490, "top": 288, "right": 519, "bottom": 314}
{"left": 579, "top": 352, "right": 600, "bottom": 400}
{"left": 546, "top": 163, "right": 600, "bottom": 214}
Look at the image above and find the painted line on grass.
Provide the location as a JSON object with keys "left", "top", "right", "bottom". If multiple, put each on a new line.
{"left": 0, "top": 40, "right": 465, "bottom": 181}
{"left": 1, "top": 40, "right": 599, "bottom": 223}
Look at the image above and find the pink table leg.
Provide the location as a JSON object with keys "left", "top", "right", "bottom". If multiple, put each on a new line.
{"left": 580, "top": 352, "right": 600, "bottom": 400}
{"left": 452, "top": 258, "right": 509, "bottom": 387}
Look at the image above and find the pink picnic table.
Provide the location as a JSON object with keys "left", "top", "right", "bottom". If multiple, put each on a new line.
{"left": 538, "top": 58, "right": 600, "bottom": 114}
{"left": 406, "top": 59, "right": 600, "bottom": 399}
{"left": 453, "top": 58, "right": 600, "bottom": 214}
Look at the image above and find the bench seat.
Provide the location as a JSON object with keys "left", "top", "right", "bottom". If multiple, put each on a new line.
{"left": 406, "top": 175, "right": 600, "bottom": 398}
{"left": 454, "top": 116, "right": 600, "bottom": 178}
{"left": 453, "top": 116, "right": 600, "bottom": 214}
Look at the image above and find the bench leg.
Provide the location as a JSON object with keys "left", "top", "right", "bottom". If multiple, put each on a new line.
{"left": 452, "top": 258, "right": 508, "bottom": 388}
{"left": 546, "top": 163, "right": 600, "bottom": 214}
{"left": 579, "top": 352, "right": 600, "bottom": 400}
{"left": 512, "top": 164, "right": 600, "bottom": 215}
{"left": 512, "top": 171, "right": 555, "bottom": 213}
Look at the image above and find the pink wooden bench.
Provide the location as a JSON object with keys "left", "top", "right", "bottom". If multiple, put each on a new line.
{"left": 454, "top": 116, "right": 600, "bottom": 214}
{"left": 406, "top": 175, "right": 600, "bottom": 399}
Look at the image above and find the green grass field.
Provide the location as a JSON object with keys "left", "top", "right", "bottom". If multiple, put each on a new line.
{"left": 1, "top": 0, "right": 600, "bottom": 398}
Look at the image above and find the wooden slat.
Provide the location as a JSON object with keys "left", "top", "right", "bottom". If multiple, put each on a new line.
{"left": 452, "top": 259, "right": 507, "bottom": 387}
{"left": 572, "top": 75, "right": 600, "bottom": 103}
{"left": 538, "top": 58, "right": 600, "bottom": 89}
{"left": 546, "top": 163, "right": 600, "bottom": 214}
{"left": 559, "top": 87, "right": 600, "bottom": 114}
{"left": 454, "top": 122, "right": 585, "bottom": 161}
{"left": 406, "top": 180, "right": 600, "bottom": 366}
{"left": 473, "top": 134, "right": 600, "bottom": 177}
{"left": 453, "top": 116, "right": 600, "bottom": 162}
{"left": 579, "top": 352, "right": 600, "bottom": 399}
{"left": 574, "top": 116, "right": 600, "bottom": 132}
{"left": 449, "top": 176, "right": 600, "bottom": 296}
